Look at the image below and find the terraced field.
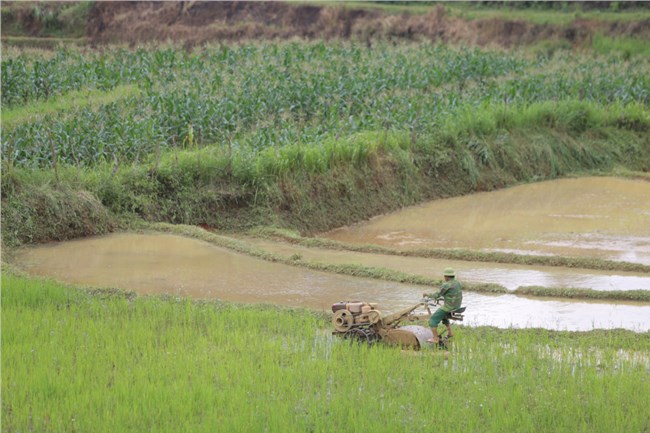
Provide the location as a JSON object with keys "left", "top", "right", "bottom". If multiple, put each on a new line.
{"left": 2, "top": 3, "right": 650, "bottom": 432}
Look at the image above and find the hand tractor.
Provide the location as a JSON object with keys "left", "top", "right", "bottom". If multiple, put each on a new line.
{"left": 331, "top": 298, "right": 466, "bottom": 350}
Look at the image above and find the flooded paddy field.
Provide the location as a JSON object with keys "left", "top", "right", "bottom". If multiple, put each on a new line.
{"left": 15, "top": 232, "right": 650, "bottom": 332}
{"left": 14, "top": 177, "right": 650, "bottom": 332}
{"left": 324, "top": 177, "right": 650, "bottom": 265}
{"left": 244, "top": 238, "right": 650, "bottom": 292}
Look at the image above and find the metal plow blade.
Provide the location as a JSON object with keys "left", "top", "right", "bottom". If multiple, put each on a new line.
{"left": 398, "top": 325, "right": 434, "bottom": 348}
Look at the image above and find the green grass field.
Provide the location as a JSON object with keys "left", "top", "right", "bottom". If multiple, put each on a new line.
{"left": 3, "top": 272, "right": 649, "bottom": 433}
{"left": 300, "top": 1, "right": 650, "bottom": 23}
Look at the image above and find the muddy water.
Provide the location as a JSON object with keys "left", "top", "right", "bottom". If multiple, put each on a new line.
{"left": 324, "top": 177, "right": 650, "bottom": 265}
{"left": 14, "top": 233, "right": 650, "bottom": 331}
{"left": 245, "top": 239, "right": 650, "bottom": 291}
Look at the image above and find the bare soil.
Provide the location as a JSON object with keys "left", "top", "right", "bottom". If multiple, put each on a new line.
{"left": 83, "top": 1, "right": 650, "bottom": 48}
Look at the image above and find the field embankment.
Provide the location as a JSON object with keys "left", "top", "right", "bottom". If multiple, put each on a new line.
{"left": 251, "top": 227, "right": 650, "bottom": 274}
{"left": 3, "top": 1, "right": 650, "bottom": 51}
{"left": 3, "top": 112, "right": 649, "bottom": 248}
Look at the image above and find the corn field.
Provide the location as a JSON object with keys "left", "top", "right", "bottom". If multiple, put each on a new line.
{"left": 2, "top": 42, "right": 649, "bottom": 168}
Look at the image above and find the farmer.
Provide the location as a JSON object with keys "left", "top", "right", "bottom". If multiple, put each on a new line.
{"left": 423, "top": 267, "right": 463, "bottom": 344}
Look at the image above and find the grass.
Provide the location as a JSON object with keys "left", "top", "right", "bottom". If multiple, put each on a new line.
{"left": 1, "top": 84, "right": 140, "bottom": 131}
{"left": 3, "top": 96, "right": 649, "bottom": 248}
{"left": 1, "top": 42, "right": 648, "bottom": 303}
{"left": 4, "top": 43, "right": 648, "bottom": 169}
{"left": 0, "top": 1, "right": 92, "bottom": 39}
{"left": 514, "top": 286, "right": 650, "bottom": 302}
{"left": 2, "top": 102, "right": 649, "bottom": 282}
{"left": 2, "top": 22, "right": 649, "bottom": 433}
{"left": 592, "top": 33, "right": 650, "bottom": 59}
{"left": 3, "top": 272, "right": 649, "bottom": 433}
{"left": 0, "top": 36, "right": 88, "bottom": 50}
{"left": 251, "top": 227, "right": 650, "bottom": 275}
{"left": 445, "top": 2, "right": 650, "bottom": 24}
{"left": 292, "top": 1, "right": 437, "bottom": 15}
{"left": 293, "top": 1, "right": 650, "bottom": 23}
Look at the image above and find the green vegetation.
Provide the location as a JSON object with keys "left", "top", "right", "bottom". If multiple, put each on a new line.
{"left": 0, "top": 1, "right": 92, "bottom": 38}
{"left": 444, "top": 1, "right": 650, "bottom": 24}
{"left": 515, "top": 286, "right": 650, "bottom": 302}
{"left": 1, "top": 84, "right": 140, "bottom": 130}
{"left": 2, "top": 41, "right": 648, "bottom": 304}
{"left": 1, "top": 48, "right": 152, "bottom": 108}
{"left": 3, "top": 273, "right": 649, "bottom": 433}
{"left": 0, "top": 36, "right": 87, "bottom": 50}
{"left": 2, "top": 7, "right": 649, "bottom": 433}
{"left": 2, "top": 43, "right": 649, "bottom": 249}
{"left": 295, "top": 1, "right": 650, "bottom": 22}
{"left": 592, "top": 33, "right": 650, "bottom": 59}
{"left": 296, "top": 1, "right": 437, "bottom": 15}
{"left": 3, "top": 45, "right": 648, "bottom": 167}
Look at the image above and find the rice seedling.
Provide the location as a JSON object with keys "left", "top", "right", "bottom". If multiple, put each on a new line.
{"left": 3, "top": 273, "right": 649, "bottom": 433}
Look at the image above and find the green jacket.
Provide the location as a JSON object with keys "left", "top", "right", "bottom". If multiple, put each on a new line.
{"left": 428, "top": 279, "right": 463, "bottom": 312}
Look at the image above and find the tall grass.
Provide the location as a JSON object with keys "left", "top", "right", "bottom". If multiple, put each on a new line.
{"left": 592, "top": 33, "right": 650, "bottom": 59}
{"left": 3, "top": 273, "right": 649, "bottom": 433}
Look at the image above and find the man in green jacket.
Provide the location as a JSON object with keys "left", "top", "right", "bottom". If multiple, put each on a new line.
{"left": 423, "top": 267, "right": 463, "bottom": 344}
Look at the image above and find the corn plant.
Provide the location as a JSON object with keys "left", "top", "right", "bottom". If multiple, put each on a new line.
{"left": 2, "top": 42, "right": 648, "bottom": 169}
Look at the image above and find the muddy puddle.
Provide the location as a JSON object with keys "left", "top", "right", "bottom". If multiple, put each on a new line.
{"left": 14, "top": 233, "right": 650, "bottom": 332}
{"left": 323, "top": 177, "right": 650, "bottom": 265}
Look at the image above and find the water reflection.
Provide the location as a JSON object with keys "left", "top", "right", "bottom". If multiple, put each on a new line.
{"left": 323, "top": 177, "right": 650, "bottom": 265}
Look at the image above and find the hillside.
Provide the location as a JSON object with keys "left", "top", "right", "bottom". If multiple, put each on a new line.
{"left": 2, "top": 1, "right": 650, "bottom": 50}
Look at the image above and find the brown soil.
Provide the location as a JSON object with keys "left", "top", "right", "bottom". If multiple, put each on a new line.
{"left": 84, "top": 1, "right": 650, "bottom": 48}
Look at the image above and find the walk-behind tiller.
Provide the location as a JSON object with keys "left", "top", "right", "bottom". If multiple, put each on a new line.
{"left": 331, "top": 298, "right": 465, "bottom": 350}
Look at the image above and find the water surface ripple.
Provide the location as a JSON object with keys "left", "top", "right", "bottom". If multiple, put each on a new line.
{"left": 323, "top": 177, "right": 650, "bottom": 265}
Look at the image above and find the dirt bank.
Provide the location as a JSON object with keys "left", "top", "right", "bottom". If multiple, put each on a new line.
{"left": 84, "top": 1, "right": 650, "bottom": 47}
